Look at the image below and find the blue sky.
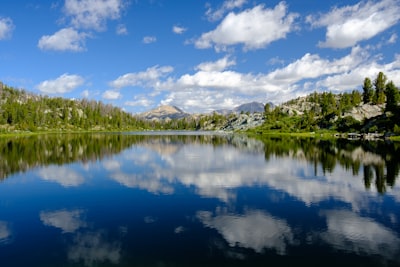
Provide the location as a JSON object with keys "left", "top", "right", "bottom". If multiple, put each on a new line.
{"left": 0, "top": 0, "right": 399, "bottom": 113}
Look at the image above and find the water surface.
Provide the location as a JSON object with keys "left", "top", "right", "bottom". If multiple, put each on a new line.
{"left": 0, "top": 132, "right": 399, "bottom": 266}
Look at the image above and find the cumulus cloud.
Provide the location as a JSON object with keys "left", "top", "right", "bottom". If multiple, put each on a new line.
{"left": 161, "top": 89, "right": 250, "bottom": 113}
{"left": 175, "top": 70, "right": 261, "bottom": 93}
{"left": 110, "top": 65, "right": 174, "bottom": 89}
{"left": 109, "top": 44, "right": 400, "bottom": 113}
{"left": 38, "top": 28, "right": 88, "bottom": 52}
{"left": 38, "top": 0, "right": 126, "bottom": 52}
{"left": 388, "top": 33, "right": 397, "bottom": 44}
{"left": 142, "top": 36, "right": 156, "bottom": 44}
{"left": 0, "top": 17, "right": 14, "bottom": 40}
{"left": 64, "top": 0, "right": 126, "bottom": 31}
{"left": 116, "top": 24, "right": 128, "bottom": 35}
{"left": 206, "top": 0, "right": 247, "bottom": 22}
{"left": 195, "top": 56, "right": 236, "bottom": 72}
{"left": 173, "top": 46, "right": 399, "bottom": 111}
{"left": 81, "top": 89, "right": 90, "bottom": 98}
{"left": 124, "top": 95, "right": 154, "bottom": 108}
{"left": 196, "top": 2, "right": 298, "bottom": 50}
{"left": 102, "top": 90, "right": 121, "bottom": 100}
{"left": 307, "top": 0, "right": 400, "bottom": 48}
{"left": 267, "top": 46, "right": 365, "bottom": 84}
{"left": 36, "top": 73, "right": 84, "bottom": 94}
{"left": 172, "top": 25, "right": 187, "bottom": 34}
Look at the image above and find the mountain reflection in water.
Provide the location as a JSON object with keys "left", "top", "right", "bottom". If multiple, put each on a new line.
{"left": 0, "top": 132, "right": 399, "bottom": 266}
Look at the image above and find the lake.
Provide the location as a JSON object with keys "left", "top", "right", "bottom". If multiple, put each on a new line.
{"left": 0, "top": 132, "right": 399, "bottom": 266}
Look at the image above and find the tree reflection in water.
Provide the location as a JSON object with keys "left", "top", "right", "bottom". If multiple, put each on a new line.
{"left": 260, "top": 136, "right": 399, "bottom": 194}
{"left": 0, "top": 133, "right": 398, "bottom": 194}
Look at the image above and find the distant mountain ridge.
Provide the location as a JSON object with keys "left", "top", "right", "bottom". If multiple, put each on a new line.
{"left": 140, "top": 102, "right": 266, "bottom": 120}
{"left": 139, "top": 105, "right": 189, "bottom": 120}
{"left": 233, "top": 102, "right": 265, "bottom": 113}
{"left": 216, "top": 102, "right": 268, "bottom": 115}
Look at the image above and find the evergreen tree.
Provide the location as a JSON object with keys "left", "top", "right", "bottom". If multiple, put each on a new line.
{"left": 351, "top": 90, "right": 362, "bottom": 106}
{"left": 385, "top": 80, "right": 399, "bottom": 112}
{"left": 373, "top": 72, "right": 387, "bottom": 104}
{"left": 264, "top": 103, "right": 271, "bottom": 114}
{"left": 362, "top": 77, "right": 374, "bottom": 104}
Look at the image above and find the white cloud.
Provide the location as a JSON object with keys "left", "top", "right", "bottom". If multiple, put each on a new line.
{"left": 40, "top": 209, "right": 86, "bottom": 233}
{"left": 38, "top": 28, "right": 88, "bottom": 52}
{"left": 102, "top": 90, "right": 121, "bottom": 100}
{"left": 308, "top": 0, "right": 400, "bottom": 48}
{"left": 64, "top": 0, "right": 126, "bottom": 31}
{"left": 36, "top": 73, "right": 84, "bottom": 94}
{"left": 124, "top": 95, "right": 154, "bottom": 108}
{"left": 81, "top": 90, "right": 90, "bottom": 98}
{"left": 110, "top": 65, "right": 174, "bottom": 89}
{"left": 316, "top": 60, "right": 400, "bottom": 92}
{"left": 172, "top": 25, "right": 187, "bottom": 34}
{"left": 388, "top": 33, "right": 397, "bottom": 44}
{"left": 38, "top": 165, "right": 85, "bottom": 187}
{"left": 116, "top": 24, "right": 128, "bottom": 35}
{"left": 161, "top": 89, "right": 248, "bottom": 113}
{"left": 110, "top": 44, "right": 400, "bottom": 113}
{"left": 0, "top": 17, "right": 14, "bottom": 40}
{"left": 195, "top": 56, "right": 236, "bottom": 72}
{"left": 175, "top": 70, "right": 262, "bottom": 93}
{"left": 142, "top": 36, "right": 156, "bottom": 44}
{"left": 267, "top": 46, "right": 365, "bottom": 84}
{"left": 196, "top": 3, "right": 298, "bottom": 50}
{"left": 206, "top": 0, "right": 247, "bottom": 22}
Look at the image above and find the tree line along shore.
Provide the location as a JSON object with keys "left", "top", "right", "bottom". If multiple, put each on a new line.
{"left": 0, "top": 71, "right": 399, "bottom": 138}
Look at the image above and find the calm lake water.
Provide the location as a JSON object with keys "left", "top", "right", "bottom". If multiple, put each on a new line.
{"left": 0, "top": 132, "right": 399, "bottom": 266}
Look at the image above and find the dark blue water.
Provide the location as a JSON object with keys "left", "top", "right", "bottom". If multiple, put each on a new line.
{"left": 0, "top": 133, "right": 399, "bottom": 266}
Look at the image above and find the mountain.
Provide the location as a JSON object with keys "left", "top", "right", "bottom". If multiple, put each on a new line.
{"left": 139, "top": 105, "right": 189, "bottom": 120}
{"left": 215, "top": 102, "right": 267, "bottom": 115}
{"left": 233, "top": 102, "right": 265, "bottom": 113}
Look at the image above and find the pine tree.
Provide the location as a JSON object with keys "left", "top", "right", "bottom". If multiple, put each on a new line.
{"left": 362, "top": 77, "right": 374, "bottom": 104}
{"left": 373, "top": 72, "right": 387, "bottom": 104}
{"left": 385, "top": 80, "right": 399, "bottom": 112}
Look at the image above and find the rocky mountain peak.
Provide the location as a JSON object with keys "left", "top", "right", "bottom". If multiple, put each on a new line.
{"left": 139, "top": 105, "right": 188, "bottom": 120}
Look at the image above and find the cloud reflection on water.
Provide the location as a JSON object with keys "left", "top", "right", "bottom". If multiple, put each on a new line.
{"left": 197, "top": 209, "right": 294, "bottom": 255}
{"left": 68, "top": 231, "right": 121, "bottom": 266}
{"left": 38, "top": 208, "right": 122, "bottom": 266}
{"left": 40, "top": 209, "right": 86, "bottom": 233}
{"left": 106, "top": 140, "right": 400, "bottom": 209}
{"left": 38, "top": 165, "right": 85, "bottom": 187}
{"left": 0, "top": 221, "right": 12, "bottom": 245}
{"left": 320, "top": 209, "right": 400, "bottom": 260}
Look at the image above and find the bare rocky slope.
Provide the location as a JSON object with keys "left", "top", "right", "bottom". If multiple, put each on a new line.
{"left": 279, "top": 96, "right": 385, "bottom": 121}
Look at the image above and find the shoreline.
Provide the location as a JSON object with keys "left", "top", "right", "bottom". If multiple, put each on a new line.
{"left": 1, "top": 128, "right": 399, "bottom": 141}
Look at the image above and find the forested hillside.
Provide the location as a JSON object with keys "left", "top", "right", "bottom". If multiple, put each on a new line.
{"left": 0, "top": 82, "right": 228, "bottom": 132}
{"left": 254, "top": 72, "right": 400, "bottom": 134}
{"left": 0, "top": 83, "right": 145, "bottom": 132}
